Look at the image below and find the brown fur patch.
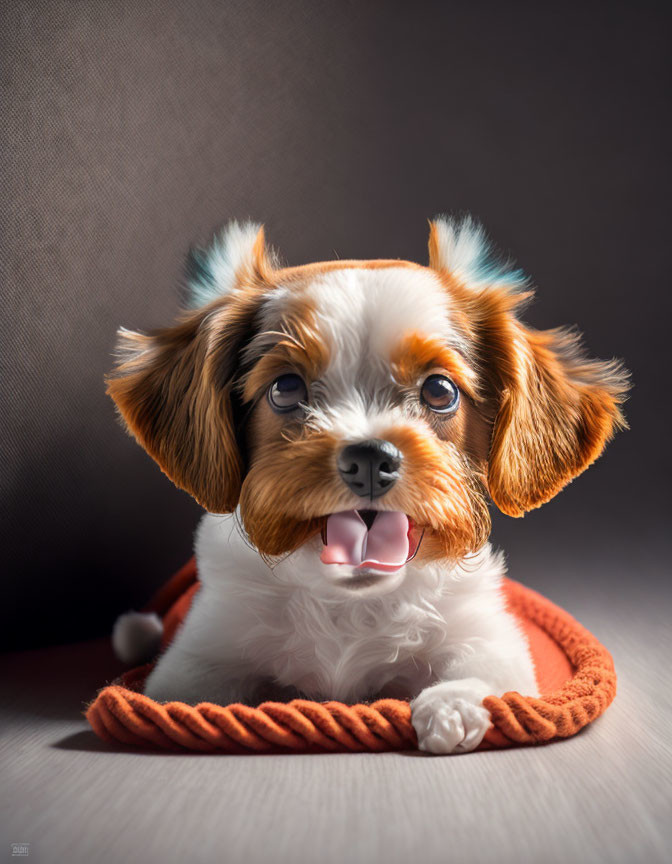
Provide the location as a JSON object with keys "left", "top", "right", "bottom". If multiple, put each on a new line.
{"left": 390, "top": 331, "right": 480, "bottom": 401}
{"left": 434, "top": 267, "right": 629, "bottom": 517}
{"left": 240, "top": 408, "right": 345, "bottom": 556}
{"left": 107, "top": 228, "right": 277, "bottom": 513}
{"left": 275, "top": 258, "right": 424, "bottom": 285}
{"left": 377, "top": 425, "right": 491, "bottom": 562}
{"left": 242, "top": 295, "right": 329, "bottom": 403}
{"left": 240, "top": 406, "right": 491, "bottom": 562}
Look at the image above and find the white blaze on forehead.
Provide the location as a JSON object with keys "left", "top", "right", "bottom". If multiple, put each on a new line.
{"left": 303, "top": 266, "right": 458, "bottom": 363}
{"left": 259, "top": 266, "right": 462, "bottom": 437}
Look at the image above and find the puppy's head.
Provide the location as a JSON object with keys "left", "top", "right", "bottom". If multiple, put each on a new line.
{"left": 108, "top": 218, "right": 628, "bottom": 590}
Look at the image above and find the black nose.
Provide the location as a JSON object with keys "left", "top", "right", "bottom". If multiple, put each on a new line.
{"left": 337, "top": 439, "right": 402, "bottom": 499}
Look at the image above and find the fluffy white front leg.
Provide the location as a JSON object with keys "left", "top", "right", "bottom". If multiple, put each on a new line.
{"left": 143, "top": 579, "right": 256, "bottom": 705}
{"left": 144, "top": 645, "right": 249, "bottom": 705}
{"left": 410, "top": 622, "right": 537, "bottom": 753}
{"left": 410, "top": 548, "right": 538, "bottom": 754}
{"left": 411, "top": 677, "right": 493, "bottom": 754}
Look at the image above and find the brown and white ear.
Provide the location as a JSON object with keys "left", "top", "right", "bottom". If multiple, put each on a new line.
{"left": 186, "top": 220, "right": 275, "bottom": 308}
{"left": 428, "top": 215, "right": 630, "bottom": 516}
{"left": 486, "top": 318, "right": 629, "bottom": 516}
{"left": 107, "top": 224, "right": 274, "bottom": 512}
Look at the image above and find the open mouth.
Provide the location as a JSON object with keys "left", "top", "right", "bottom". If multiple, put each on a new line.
{"left": 319, "top": 509, "right": 424, "bottom": 573}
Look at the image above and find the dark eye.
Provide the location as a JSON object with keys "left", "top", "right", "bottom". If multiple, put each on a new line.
{"left": 420, "top": 374, "right": 460, "bottom": 414}
{"left": 267, "top": 373, "right": 308, "bottom": 413}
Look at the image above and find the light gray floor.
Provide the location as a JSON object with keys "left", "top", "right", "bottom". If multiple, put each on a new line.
{"left": 2, "top": 564, "right": 670, "bottom": 864}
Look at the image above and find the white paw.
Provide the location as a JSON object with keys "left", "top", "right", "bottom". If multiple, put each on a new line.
{"left": 411, "top": 678, "right": 492, "bottom": 755}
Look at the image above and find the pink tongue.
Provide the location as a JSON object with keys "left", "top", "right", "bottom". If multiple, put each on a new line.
{"left": 320, "top": 511, "right": 410, "bottom": 572}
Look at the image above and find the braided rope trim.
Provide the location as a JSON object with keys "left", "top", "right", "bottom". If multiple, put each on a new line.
{"left": 482, "top": 581, "right": 616, "bottom": 743}
{"left": 86, "top": 579, "right": 616, "bottom": 752}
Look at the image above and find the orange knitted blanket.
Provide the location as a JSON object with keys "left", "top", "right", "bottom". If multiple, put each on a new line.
{"left": 86, "top": 558, "right": 616, "bottom": 753}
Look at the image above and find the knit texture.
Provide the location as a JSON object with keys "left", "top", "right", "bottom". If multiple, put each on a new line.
{"left": 86, "top": 559, "right": 616, "bottom": 752}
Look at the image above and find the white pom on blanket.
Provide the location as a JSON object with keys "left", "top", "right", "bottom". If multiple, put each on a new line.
{"left": 112, "top": 611, "right": 163, "bottom": 665}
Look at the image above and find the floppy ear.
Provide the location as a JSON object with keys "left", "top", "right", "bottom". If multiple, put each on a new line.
{"left": 107, "top": 222, "right": 273, "bottom": 512}
{"left": 483, "top": 311, "right": 629, "bottom": 516}
{"left": 429, "top": 215, "right": 630, "bottom": 516}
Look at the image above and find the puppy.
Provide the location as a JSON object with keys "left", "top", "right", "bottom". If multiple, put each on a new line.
{"left": 108, "top": 217, "right": 628, "bottom": 754}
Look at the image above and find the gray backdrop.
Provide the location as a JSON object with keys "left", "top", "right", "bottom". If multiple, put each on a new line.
{"left": 2, "top": 0, "right": 670, "bottom": 651}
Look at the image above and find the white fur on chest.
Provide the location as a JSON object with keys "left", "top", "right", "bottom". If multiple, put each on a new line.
{"left": 170, "top": 513, "right": 536, "bottom": 704}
